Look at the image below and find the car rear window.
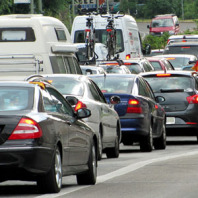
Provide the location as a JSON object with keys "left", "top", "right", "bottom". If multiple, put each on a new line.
{"left": 165, "top": 57, "right": 193, "bottom": 69}
{"left": 164, "top": 46, "right": 198, "bottom": 57}
{"left": 91, "top": 77, "right": 134, "bottom": 93}
{"left": 145, "top": 76, "right": 193, "bottom": 93}
{"left": 46, "top": 78, "right": 84, "bottom": 96}
{"left": 0, "top": 87, "right": 33, "bottom": 111}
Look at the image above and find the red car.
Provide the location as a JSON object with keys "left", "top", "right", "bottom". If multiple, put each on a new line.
{"left": 147, "top": 14, "right": 180, "bottom": 36}
{"left": 147, "top": 56, "right": 175, "bottom": 72}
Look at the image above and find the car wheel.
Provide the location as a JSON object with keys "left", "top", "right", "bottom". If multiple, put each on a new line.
{"left": 76, "top": 140, "right": 97, "bottom": 185}
{"left": 140, "top": 125, "right": 153, "bottom": 152}
{"left": 98, "top": 130, "right": 103, "bottom": 161}
{"left": 154, "top": 123, "right": 166, "bottom": 150}
{"left": 37, "top": 147, "right": 62, "bottom": 193}
{"left": 105, "top": 136, "right": 119, "bottom": 158}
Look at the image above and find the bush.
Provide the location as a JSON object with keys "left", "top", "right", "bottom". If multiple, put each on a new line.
{"left": 142, "top": 32, "right": 170, "bottom": 50}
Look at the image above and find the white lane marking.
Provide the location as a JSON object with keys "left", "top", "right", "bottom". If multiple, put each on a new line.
{"left": 35, "top": 150, "right": 198, "bottom": 198}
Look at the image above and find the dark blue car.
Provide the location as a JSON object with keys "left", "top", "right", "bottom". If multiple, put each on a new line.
{"left": 90, "top": 74, "right": 166, "bottom": 152}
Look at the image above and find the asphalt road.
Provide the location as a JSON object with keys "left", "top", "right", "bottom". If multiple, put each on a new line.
{"left": 1, "top": 136, "right": 198, "bottom": 198}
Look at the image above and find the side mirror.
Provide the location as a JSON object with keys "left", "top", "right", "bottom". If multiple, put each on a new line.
{"left": 155, "top": 96, "right": 165, "bottom": 103}
{"left": 76, "top": 108, "right": 91, "bottom": 119}
{"left": 66, "top": 96, "right": 78, "bottom": 106}
{"left": 143, "top": 44, "right": 151, "bottom": 55}
{"left": 147, "top": 25, "right": 150, "bottom": 29}
{"left": 110, "top": 95, "right": 120, "bottom": 104}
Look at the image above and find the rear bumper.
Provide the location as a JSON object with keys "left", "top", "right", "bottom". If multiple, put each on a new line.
{"left": 166, "top": 110, "right": 198, "bottom": 135}
{"left": 0, "top": 145, "right": 54, "bottom": 178}
{"left": 120, "top": 118, "right": 148, "bottom": 140}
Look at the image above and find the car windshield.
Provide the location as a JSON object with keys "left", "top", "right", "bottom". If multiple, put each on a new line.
{"left": 165, "top": 57, "right": 194, "bottom": 69}
{"left": 0, "top": 87, "right": 33, "bottom": 111}
{"left": 47, "top": 78, "right": 84, "bottom": 96}
{"left": 145, "top": 76, "right": 193, "bottom": 93}
{"left": 151, "top": 18, "right": 173, "bottom": 27}
{"left": 74, "top": 29, "right": 124, "bottom": 53}
{"left": 91, "top": 77, "right": 134, "bottom": 93}
{"left": 164, "top": 46, "right": 198, "bottom": 57}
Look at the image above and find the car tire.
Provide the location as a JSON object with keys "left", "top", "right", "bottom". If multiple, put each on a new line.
{"left": 140, "top": 125, "right": 153, "bottom": 152}
{"left": 154, "top": 123, "right": 166, "bottom": 150}
{"left": 98, "top": 130, "right": 103, "bottom": 161}
{"left": 37, "top": 147, "right": 62, "bottom": 193}
{"left": 105, "top": 136, "right": 119, "bottom": 158}
{"left": 76, "top": 140, "right": 97, "bottom": 185}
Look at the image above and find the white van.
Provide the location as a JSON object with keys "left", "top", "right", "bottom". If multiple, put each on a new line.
{"left": 71, "top": 14, "right": 146, "bottom": 60}
{"left": 0, "top": 14, "right": 82, "bottom": 80}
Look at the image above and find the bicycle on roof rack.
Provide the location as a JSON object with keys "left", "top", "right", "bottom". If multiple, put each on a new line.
{"left": 84, "top": 12, "right": 98, "bottom": 64}
{"left": 101, "top": 14, "right": 124, "bottom": 61}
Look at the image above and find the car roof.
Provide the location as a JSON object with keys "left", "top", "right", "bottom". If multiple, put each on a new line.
{"left": 166, "top": 41, "right": 198, "bottom": 46}
{"left": 89, "top": 73, "right": 137, "bottom": 78}
{"left": 155, "top": 54, "right": 197, "bottom": 58}
{"left": 32, "top": 74, "right": 89, "bottom": 82}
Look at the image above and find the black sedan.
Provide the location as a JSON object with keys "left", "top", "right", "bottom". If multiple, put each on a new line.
{"left": 90, "top": 74, "right": 166, "bottom": 152}
{"left": 141, "top": 71, "right": 198, "bottom": 139}
{"left": 0, "top": 81, "right": 98, "bottom": 193}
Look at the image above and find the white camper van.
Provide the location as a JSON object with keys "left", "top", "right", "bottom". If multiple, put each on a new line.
{"left": 71, "top": 14, "right": 146, "bottom": 60}
{"left": 0, "top": 14, "right": 82, "bottom": 80}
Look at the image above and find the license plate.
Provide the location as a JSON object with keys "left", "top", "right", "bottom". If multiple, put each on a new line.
{"left": 166, "top": 117, "right": 175, "bottom": 124}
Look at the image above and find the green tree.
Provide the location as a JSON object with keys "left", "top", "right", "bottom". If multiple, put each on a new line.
{"left": 0, "top": 0, "right": 12, "bottom": 14}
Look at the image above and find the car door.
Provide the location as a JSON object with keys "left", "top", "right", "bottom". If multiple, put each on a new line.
{"left": 140, "top": 77, "right": 164, "bottom": 135}
{"left": 46, "top": 87, "right": 90, "bottom": 166}
{"left": 89, "top": 80, "right": 117, "bottom": 142}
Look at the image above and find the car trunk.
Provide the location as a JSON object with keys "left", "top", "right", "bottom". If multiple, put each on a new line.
{"left": 155, "top": 90, "right": 191, "bottom": 112}
{"left": 104, "top": 93, "right": 137, "bottom": 116}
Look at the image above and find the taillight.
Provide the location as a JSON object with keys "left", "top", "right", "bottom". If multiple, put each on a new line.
{"left": 126, "top": 54, "right": 130, "bottom": 60}
{"left": 74, "top": 101, "right": 87, "bottom": 111}
{"left": 186, "top": 95, "right": 198, "bottom": 104}
{"left": 127, "top": 99, "right": 142, "bottom": 113}
{"left": 8, "top": 117, "right": 42, "bottom": 140}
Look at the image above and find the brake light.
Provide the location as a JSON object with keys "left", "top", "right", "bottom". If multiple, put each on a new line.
{"left": 186, "top": 95, "right": 198, "bottom": 104}
{"left": 166, "top": 58, "right": 175, "bottom": 60}
{"left": 8, "top": 117, "right": 42, "bottom": 140}
{"left": 127, "top": 99, "right": 142, "bottom": 113}
{"left": 181, "top": 47, "right": 190, "bottom": 48}
{"left": 124, "top": 62, "right": 132, "bottom": 65}
{"left": 107, "top": 29, "right": 112, "bottom": 32}
{"left": 156, "top": 73, "right": 171, "bottom": 77}
{"left": 85, "top": 29, "right": 91, "bottom": 32}
{"left": 126, "top": 54, "right": 131, "bottom": 60}
{"left": 74, "top": 101, "right": 87, "bottom": 111}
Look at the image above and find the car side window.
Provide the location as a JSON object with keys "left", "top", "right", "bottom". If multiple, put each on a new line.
{"left": 42, "top": 87, "right": 74, "bottom": 116}
{"left": 91, "top": 80, "right": 107, "bottom": 103}
{"left": 138, "top": 79, "right": 148, "bottom": 97}
{"left": 143, "top": 80, "right": 156, "bottom": 100}
{"left": 88, "top": 80, "right": 101, "bottom": 102}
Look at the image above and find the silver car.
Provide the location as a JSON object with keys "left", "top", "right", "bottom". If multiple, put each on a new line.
{"left": 27, "top": 74, "right": 121, "bottom": 160}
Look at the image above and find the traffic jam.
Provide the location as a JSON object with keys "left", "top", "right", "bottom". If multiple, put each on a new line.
{"left": 0, "top": 9, "right": 198, "bottom": 195}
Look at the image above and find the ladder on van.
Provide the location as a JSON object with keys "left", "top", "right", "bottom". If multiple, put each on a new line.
{"left": 0, "top": 54, "right": 43, "bottom": 74}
